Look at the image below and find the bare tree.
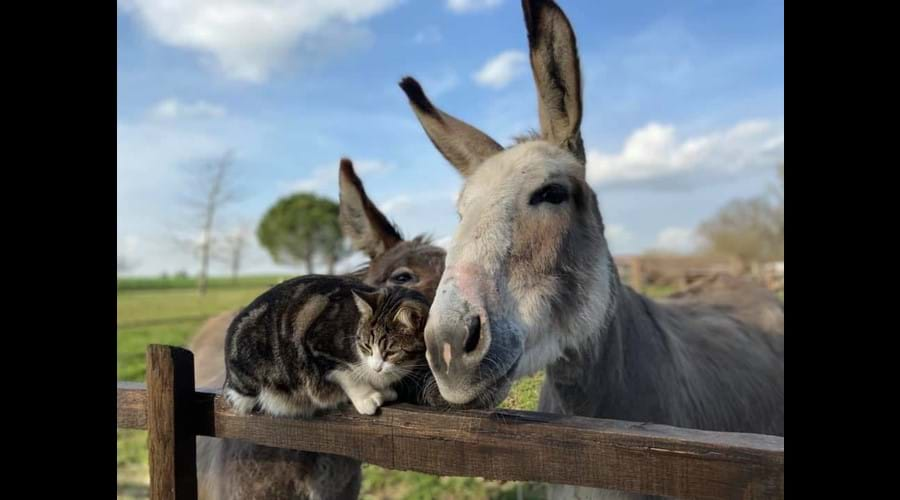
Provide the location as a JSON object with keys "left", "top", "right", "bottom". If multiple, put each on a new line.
{"left": 215, "top": 224, "right": 252, "bottom": 284}
{"left": 770, "top": 162, "right": 784, "bottom": 254}
{"left": 772, "top": 162, "right": 784, "bottom": 206}
{"left": 179, "top": 151, "right": 240, "bottom": 294}
{"left": 697, "top": 164, "right": 784, "bottom": 271}
{"left": 116, "top": 255, "right": 138, "bottom": 275}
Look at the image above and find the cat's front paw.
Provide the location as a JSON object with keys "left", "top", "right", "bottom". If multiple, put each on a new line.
{"left": 350, "top": 391, "right": 386, "bottom": 415}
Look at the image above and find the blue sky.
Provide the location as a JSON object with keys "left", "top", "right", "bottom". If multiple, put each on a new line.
{"left": 116, "top": 0, "right": 784, "bottom": 276}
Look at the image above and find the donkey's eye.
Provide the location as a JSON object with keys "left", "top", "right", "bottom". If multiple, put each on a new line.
{"left": 389, "top": 271, "right": 416, "bottom": 284}
{"left": 529, "top": 183, "right": 569, "bottom": 206}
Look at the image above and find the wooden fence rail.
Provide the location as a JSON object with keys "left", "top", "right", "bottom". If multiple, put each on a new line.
{"left": 117, "top": 345, "right": 784, "bottom": 499}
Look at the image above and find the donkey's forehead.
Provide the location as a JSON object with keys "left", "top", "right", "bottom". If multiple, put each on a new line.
{"left": 371, "top": 241, "right": 444, "bottom": 271}
{"left": 460, "top": 141, "right": 583, "bottom": 205}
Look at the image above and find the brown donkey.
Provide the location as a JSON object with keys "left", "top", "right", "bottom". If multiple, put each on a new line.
{"left": 400, "top": 1, "right": 783, "bottom": 498}
{"left": 190, "top": 159, "right": 446, "bottom": 500}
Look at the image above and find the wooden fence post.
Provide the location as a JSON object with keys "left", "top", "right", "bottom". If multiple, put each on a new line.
{"left": 631, "top": 257, "right": 643, "bottom": 292}
{"left": 146, "top": 345, "right": 198, "bottom": 500}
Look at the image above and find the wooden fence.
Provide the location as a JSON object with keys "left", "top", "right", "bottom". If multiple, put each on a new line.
{"left": 117, "top": 345, "right": 784, "bottom": 499}
{"left": 614, "top": 255, "right": 784, "bottom": 294}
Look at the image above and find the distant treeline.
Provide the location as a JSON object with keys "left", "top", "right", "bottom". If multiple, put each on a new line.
{"left": 117, "top": 275, "right": 287, "bottom": 292}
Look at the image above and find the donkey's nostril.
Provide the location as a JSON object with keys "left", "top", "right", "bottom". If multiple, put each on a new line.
{"left": 463, "top": 315, "right": 481, "bottom": 354}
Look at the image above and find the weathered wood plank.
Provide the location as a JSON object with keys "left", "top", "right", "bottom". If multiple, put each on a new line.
{"left": 117, "top": 381, "right": 148, "bottom": 429}
{"left": 117, "top": 381, "right": 783, "bottom": 499}
{"left": 145, "top": 346, "right": 199, "bottom": 500}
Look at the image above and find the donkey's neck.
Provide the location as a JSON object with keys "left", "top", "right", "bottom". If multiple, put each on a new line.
{"left": 542, "top": 269, "right": 785, "bottom": 436}
{"left": 542, "top": 279, "right": 682, "bottom": 424}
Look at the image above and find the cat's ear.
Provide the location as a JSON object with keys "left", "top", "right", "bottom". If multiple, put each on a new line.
{"left": 394, "top": 300, "right": 429, "bottom": 336}
{"left": 352, "top": 289, "right": 383, "bottom": 321}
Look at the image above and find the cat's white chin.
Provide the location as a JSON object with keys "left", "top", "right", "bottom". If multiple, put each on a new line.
{"left": 357, "top": 365, "right": 403, "bottom": 390}
{"left": 371, "top": 371, "right": 403, "bottom": 389}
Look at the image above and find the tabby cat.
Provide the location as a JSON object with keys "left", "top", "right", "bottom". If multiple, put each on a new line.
{"left": 224, "top": 275, "right": 431, "bottom": 417}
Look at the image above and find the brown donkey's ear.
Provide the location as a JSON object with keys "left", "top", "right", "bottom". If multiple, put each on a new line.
{"left": 399, "top": 77, "right": 503, "bottom": 177}
{"left": 522, "top": 0, "right": 585, "bottom": 165}
{"left": 339, "top": 158, "right": 402, "bottom": 259}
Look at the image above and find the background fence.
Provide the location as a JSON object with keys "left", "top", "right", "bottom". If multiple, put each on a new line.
{"left": 614, "top": 255, "right": 784, "bottom": 294}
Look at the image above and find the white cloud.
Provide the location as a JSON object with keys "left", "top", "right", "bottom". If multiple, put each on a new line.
{"left": 285, "top": 159, "right": 394, "bottom": 194}
{"left": 379, "top": 195, "right": 413, "bottom": 215}
{"left": 586, "top": 120, "right": 784, "bottom": 189}
{"left": 150, "top": 98, "right": 227, "bottom": 120}
{"left": 116, "top": 113, "right": 269, "bottom": 213}
{"left": 473, "top": 50, "right": 528, "bottom": 89}
{"left": 334, "top": 251, "right": 370, "bottom": 275}
{"left": 117, "top": 121, "right": 226, "bottom": 208}
{"left": 119, "top": 0, "right": 401, "bottom": 82}
{"left": 413, "top": 26, "right": 442, "bottom": 44}
{"left": 447, "top": 0, "right": 503, "bottom": 13}
{"left": 124, "top": 235, "right": 139, "bottom": 256}
{"left": 604, "top": 224, "right": 633, "bottom": 253}
{"left": 376, "top": 189, "right": 458, "bottom": 216}
{"left": 117, "top": 235, "right": 141, "bottom": 272}
{"left": 433, "top": 235, "right": 453, "bottom": 249}
{"left": 363, "top": 188, "right": 461, "bottom": 242}
{"left": 654, "top": 226, "right": 700, "bottom": 254}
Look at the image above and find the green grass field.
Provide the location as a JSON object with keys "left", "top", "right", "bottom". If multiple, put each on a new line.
{"left": 117, "top": 275, "right": 284, "bottom": 291}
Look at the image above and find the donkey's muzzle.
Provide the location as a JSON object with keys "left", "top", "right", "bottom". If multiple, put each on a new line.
{"left": 424, "top": 285, "right": 493, "bottom": 404}
{"left": 426, "top": 311, "right": 489, "bottom": 374}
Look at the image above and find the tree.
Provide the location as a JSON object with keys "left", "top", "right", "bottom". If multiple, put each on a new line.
{"left": 771, "top": 162, "right": 784, "bottom": 253}
{"left": 178, "top": 151, "right": 239, "bottom": 294}
{"left": 216, "top": 224, "right": 252, "bottom": 284}
{"left": 257, "top": 193, "right": 347, "bottom": 274}
{"left": 117, "top": 255, "right": 137, "bottom": 275}
{"left": 697, "top": 164, "right": 784, "bottom": 270}
{"left": 772, "top": 162, "right": 784, "bottom": 206}
{"left": 316, "top": 217, "right": 351, "bottom": 274}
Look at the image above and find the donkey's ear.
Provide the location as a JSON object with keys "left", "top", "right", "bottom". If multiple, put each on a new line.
{"left": 522, "top": 0, "right": 585, "bottom": 165}
{"left": 399, "top": 77, "right": 503, "bottom": 177}
{"left": 339, "top": 158, "right": 403, "bottom": 259}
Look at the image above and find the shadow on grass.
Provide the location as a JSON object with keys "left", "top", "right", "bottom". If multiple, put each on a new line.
{"left": 117, "top": 481, "right": 149, "bottom": 500}
{"left": 117, "top": 460, "right": 149, "bottom": 500}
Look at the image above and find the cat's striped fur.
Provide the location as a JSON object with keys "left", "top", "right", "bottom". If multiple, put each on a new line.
{"left": 223, "top": 276, "right": 430, "bottom": 418}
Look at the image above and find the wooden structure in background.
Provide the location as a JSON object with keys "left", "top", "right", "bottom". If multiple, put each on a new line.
{"left": 614, "top": 254, "right": 785, "bottom": 294}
